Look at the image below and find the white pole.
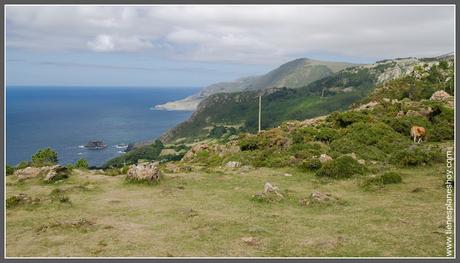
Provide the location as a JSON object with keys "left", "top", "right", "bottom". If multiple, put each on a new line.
{"left": 258, "top": 95, "right": 261, "bottom": 133}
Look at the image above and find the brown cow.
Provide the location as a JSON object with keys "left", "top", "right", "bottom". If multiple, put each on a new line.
{"left": 410, "top": 126, "right": 426, "bottom": 143}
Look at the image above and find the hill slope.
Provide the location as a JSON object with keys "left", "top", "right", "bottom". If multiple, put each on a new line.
{"left": 155, "top": 58, "right": 356, "bottom": 111}
{"left": 161, "top": 55, "right": 453, "bottom": 143}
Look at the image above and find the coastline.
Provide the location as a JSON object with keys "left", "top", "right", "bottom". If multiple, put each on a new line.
{"left": 154, "top": 95, "right": 202, "bottom": 111}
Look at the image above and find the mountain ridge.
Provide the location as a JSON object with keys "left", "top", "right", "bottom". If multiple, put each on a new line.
{"left": 154, "top": 58, "right": 357, "bottom": 111}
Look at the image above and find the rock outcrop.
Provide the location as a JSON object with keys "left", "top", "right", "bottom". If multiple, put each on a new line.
{"left": 13, "top": 167, "right": 43, "bottom": 179}
{"left": 44, "top": 165, "right": 70, "bottom": 182}
{"left": 225, "top": 161, "right": 241, "bottom": 168}
{"left": 319, "top": 154, "right": 333, "bottom": 163}
{"left": 126, "top": 162, "right": 162, "bottom": 183}
{"left": 430, "top": 90, "right": 451, "bottom": 101}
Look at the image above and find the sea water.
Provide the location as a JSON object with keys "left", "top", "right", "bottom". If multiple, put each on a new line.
{"left": 6, "top": 86, "right": 198, "bottom": 167}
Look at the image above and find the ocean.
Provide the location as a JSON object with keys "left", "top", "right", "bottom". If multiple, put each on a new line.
{"left": 6, "top": 86, "right": 198, "bottom": 167}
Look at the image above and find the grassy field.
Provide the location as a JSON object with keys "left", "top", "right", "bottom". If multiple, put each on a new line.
{"left": 6, "top": 163, "right": 448, "bottom": 257}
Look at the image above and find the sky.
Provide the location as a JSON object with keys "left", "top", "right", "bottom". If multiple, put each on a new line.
{"left": 5, "top": 5, "right": 455, "bottom": 87}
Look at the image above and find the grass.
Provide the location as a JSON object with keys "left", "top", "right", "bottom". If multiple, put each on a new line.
{"left": 6, "top": 164, "right": 448, "bottom": 257}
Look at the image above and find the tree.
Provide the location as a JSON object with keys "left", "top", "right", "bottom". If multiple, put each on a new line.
{"left": 75, "top": 158, "right": 89, "bottom": 169}
{"left": 31, "top": 148, "right": 58, "bottom": 166}
{"left": 6, "top": 165, "right": 14, "bottom": 176}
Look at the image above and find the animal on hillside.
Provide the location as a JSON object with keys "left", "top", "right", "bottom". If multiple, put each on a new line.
{"left": 410, "top": 126, "right": 426, "bottom": 143}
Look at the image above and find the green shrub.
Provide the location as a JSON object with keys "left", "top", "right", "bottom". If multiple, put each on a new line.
{"left": 329, "top": 111, "right": 371, "bottom": 128}
{"left": 31, "top": 148, "right": 58, "bottom": 167}
{"left": 75, "top": 159, "right": 89, "bottom": 169}
{"left": 386, "top": 115, "right": 431, "bottom": 136}
{"left": 390, "top": 145, "right": 443, "bottom": 166}
{"left": 330, "top": 122, "right": 410, "bottom": 161}
{"left": 6, "top": 165, "right": 14, "bottom": 176}
{"left": 49, "top": 189, "right": 71, "bottom": 204}
{"left": 239, "top": 135, "right": 260, "bottom": 151}
{"left": 360, "top": 172, "right": 402, "bottom": 190}
{"left": 16, "top": 161, "right": 30, "bottom": 169}
{"left": 300, "top": 158, "right": 322, "bottom": 171}
{"left": 250, "top": 150, "right": 290, "bottom": 168}
{"left": 315, "top": 155, "right": 366, "bottom": 179}
{"left": 314, "top": 127, "right": 340, "bottom": 143}
{"left": 380, "top": 172, "right": 403, "bottom": 184}
{"left": 104, "top": 140, "right": 164, "bottom": 168}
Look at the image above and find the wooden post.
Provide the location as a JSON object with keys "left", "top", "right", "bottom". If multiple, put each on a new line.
{"left": 258, "top": 95, "right": 262, "bottom": 133}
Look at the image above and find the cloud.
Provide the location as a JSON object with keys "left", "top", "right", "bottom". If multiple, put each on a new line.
{"left": 6, "top": 5, "right": 455, "bottom": 64}
{"left": 7, "top": 58, "right": 234, "bottom": 74}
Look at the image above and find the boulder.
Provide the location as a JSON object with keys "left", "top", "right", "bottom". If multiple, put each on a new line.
{"left": 225, "top": 161, "right": 241, "bottom": 168}
{"left": 300, "top": 191, "right": 340, "bottom": 206}
{"left": 319, "top": 154, "right": 333, "bottom": 163}
{"left": 396, "top": 111, "right": 405, "bottom": 117}
{"left": 126, "top": 162, "right": 162, "bottom": 183}
{"left": 419, "top": 107, "right": 433, "bottom": 117}
{"left": 356, "top": 101, "right": 379, "bottom": 111}
{"left": 430, "top": 90, "right": 451, "bottom": 101}
{"left": 44, "top": 165, "right": 70, "bottom": 182}
{"left": 405, "top": 110, "right": 422, "bottom": 117}
{"left": 182, "top": 143, "right": 209, "bottom": 161}
{"left": 13, "top": 167, "right": 43, "bottom": 179}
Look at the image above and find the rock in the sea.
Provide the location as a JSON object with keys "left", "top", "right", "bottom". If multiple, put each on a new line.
{"left": 319, "top": 154, "right": 333, "bottom": 163}
{"left": 225, "top": 161, "right": 241, "bottom": 168}
{"left": 430, "top": 90, "right": 451, "bottom": 101}
{"left": 126, "top": 162, "right": 162, "bottom": 183}
{"left": 44, "top": 165, "right": 70, "bottom": 182}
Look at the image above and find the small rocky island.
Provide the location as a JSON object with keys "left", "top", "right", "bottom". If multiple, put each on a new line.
{"left": 84, "top": 140, "right": 107, "bottom": 150}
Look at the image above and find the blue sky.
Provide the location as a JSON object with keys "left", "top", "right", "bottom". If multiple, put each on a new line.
{"left": 6, "top": 5, "right": 455, "bottom": 87}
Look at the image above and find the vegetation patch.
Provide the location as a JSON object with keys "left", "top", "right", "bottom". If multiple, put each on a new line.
{"left": 6, "top": 193, "right": 40, "bottom": 209}
{"left": 315, "top": 155, "right": 366, "bottom": 179}
{"left": 330, "top": 121, "right": 409, "bottom": 161}
{"left": 360, "top": 172, "right": 403, "bottom": 190}
{"left": 389, "top": 145, "right": 443, "bottom": 166}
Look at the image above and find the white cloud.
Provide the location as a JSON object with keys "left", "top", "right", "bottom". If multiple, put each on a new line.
{"left": 6, "top": 5, "right": 455, "bottom": 64}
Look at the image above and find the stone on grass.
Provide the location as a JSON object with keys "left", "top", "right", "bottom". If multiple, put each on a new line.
{"left": 300, "top": 191, "right": 340, "bottom": 207}
{"left": 13, "top": 167, "right": 43, "bottom": 179}
{"left": 241, "top": 236, "right": 258, "bottom": 246}
{"left": 126, "top": 162, "right": 162, "bottom": 183}
{"left": 319, "top": 154, "right": 333, "bottom": 163}
{"left": 225, "top": 161, "right": 241, "bottom": 168}
{"left": 44, "top": 165, "right": 70, "bottom": 182}
{"left": 430, "top": 90, "right": 451, "bottom": 101}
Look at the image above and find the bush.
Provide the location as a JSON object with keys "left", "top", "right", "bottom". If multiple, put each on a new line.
{"left": 31, "top": 148, "right": 58, "bottom": 167}
{"left": 390, "top": 145, "right": 443, "bottom": 166}
{"left": 330, "top": 122, "right": 410, "bottom": 161}
{"left": 360, "top": 172, "right": 402, "bottom": 190}
{"left": 239, "top": 135, "right": 260, "bottom": 151}
{"left": 6, "top": 165, "right": 14, "bottom": 176}
{"left": 300, "top": 158, "right": 322, "bottom": 171}
{"left": 329, "top": 111, "right": 371, "bottom": 128}
{"left": 16, "top": 161, "right": 31, "bottom": 170}
{"left": 380, "top": 172, "right": 403, "bottom": 184}
{"left": 315, "top": 155, "right": 366, "bottom": 179}
{"left": 104, "top": 140, "right": 164, "bottom": 168}
{"left": 75, "top": 159, "right": 89, "bottom": 169}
